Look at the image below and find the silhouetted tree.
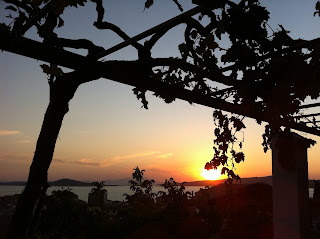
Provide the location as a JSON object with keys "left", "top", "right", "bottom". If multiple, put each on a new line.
{"left": 91, "top": 181, "right": 106, "bottom": 193}
{"left": 1, "top": 0, "right": 320, "bottom": 237}
{"left": 157, "top": 178, "right": 191, "bottom": 207}
{"left": 124, "top": 167, "right": 156, "bottom": 219}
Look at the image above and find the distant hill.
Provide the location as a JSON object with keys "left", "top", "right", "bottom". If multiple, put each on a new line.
{"left": 181, "top": 176, "right": 273, "bottom": 187}
{"left": 0, "top": 178, "right": 132, "bottom": 186}
{"left": 49, "top": 179, "right": 91, "bottom": 186}
{"left": 182, "top": 176, "right": 320, "bottom": 188}
{"left": 1, "top": 176, "right": 318, "bottom": 187}
{"left": 0, "top": 181, "right": 27, "bottom": 186}
{"left": 0, "top": 179, "right": 91, "bottom": 187}
{"left": 105, "top": 178, "right": 131, "bottom": 186}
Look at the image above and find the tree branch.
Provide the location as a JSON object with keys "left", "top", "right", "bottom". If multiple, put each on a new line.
{"left": 92, "top": 5, "right": 204, "bottom": 60}
{"left": 144, "top": 29, "right": 169, "bottom": 50}
{"left": 57, "top": 38, "right": 105, "bottom": 56}
{"left": 91, "top": 0, "right": 143, "bottom": 51}
{"left": 93, "top": 21, "right": 143, "bottom": 51}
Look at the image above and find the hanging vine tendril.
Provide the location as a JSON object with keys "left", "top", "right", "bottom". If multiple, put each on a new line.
{"left": 205, "top": 110, "right": 246, "bottom": 182}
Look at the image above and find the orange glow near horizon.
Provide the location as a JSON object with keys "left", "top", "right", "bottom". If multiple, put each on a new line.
{"left": 201, "top": 169, "right": 222, "bottom": 180}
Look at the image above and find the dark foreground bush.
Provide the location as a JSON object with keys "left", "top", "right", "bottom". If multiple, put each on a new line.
{"left": 30, "top": 168, "right": 275, "bottom": 239}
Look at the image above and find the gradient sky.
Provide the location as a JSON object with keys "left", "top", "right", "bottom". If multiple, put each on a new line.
{"left": 0, "top": 0, "right": 320, "bottom": 182}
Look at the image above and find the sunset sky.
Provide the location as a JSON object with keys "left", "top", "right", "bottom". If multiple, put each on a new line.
{"left": 0, "top": 0, "right": 320, "bottom": 183}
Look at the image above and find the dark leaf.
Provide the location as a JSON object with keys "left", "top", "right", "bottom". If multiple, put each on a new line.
{"left": 221, "top": 167, "right": 229, "bottom": 175}
{"left": 205, "top": 162, "right": 213, "bottom": 170}
{"left": 40, "top": 64, "right": 51, "bottom": 74}
{"left": 57, "top": 16, "right": 64, "bottom": 28}
{"left": 5, "top": 6, "right": 18, "bottom": 12}
{"left": 190, "top": 30, "right": 197, "bottom": 39}
{"left": 315, "top": 1, "right": 320, "bottom": 17}
{"left": 178, "top": 43, "right": 188, "bottom": 55}
{"left": 144, "top": 0, "right": 153, "bottom": 9}
{"left": 133, "top": 88, "right": 149, "bottom": 109}
{"left": 0, "top": 23, "right": 11, "bottom": 32}
{"left": 234, "top": 152, "right": 245, "bottom": 163}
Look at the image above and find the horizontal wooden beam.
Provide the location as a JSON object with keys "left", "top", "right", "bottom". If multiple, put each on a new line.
{"left": 1, "top": 30, "right": 320, "bottom": 137}
{"left": 294, "top": 113, "right": 320, "bottom": 119}
{"left": 299, "top": 102, "right": 320, "bottom": 109}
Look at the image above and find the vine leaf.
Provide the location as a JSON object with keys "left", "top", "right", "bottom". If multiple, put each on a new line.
{"left": 315, "top": 1, "right": 320, "bottom": 17}
{"left": 40, "top": 64, "right": 63, "bottom": 77}
{"left": 144, "top": 0, "right": 154, "bottom": 10}
{"left": 40, "top": 64, "right": 51, "bottom": 75}
{"left": 57, "top": 16, "right": 64, "bottom": 28}
{"left": 133, "top": 88, "right": 149, "bottom": 109}
{"left": 5, "top": 6, "right": 17, "bottom": 12}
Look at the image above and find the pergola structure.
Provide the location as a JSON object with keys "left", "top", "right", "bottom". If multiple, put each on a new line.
{"left": 1, "top": 1, "right": 320, "bottom": 238}
{"left": 1, "top": 7, "right": 320, "bottom": 135}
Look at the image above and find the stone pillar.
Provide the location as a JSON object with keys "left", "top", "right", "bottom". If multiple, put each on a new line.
{"left": 271, "top": 132, "right": 312, "bottom": 239}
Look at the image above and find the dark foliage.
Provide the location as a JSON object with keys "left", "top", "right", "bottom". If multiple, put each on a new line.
{"left": 25, "top": 169, "right": 275, "bottom": 239}
{"left": 2, "top": 0, "right": 320, "bottom": 237}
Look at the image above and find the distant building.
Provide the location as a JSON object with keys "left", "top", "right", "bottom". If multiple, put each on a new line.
{"left": 87, "top": 189, "right": 127, "bottom": 217}
{"left": 88, "top": 189, "right": 108, "bottom": 208}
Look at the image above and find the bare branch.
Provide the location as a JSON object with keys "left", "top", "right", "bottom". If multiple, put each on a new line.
{"left": 93, "top": 21, "right": 143, "bottom": 50}
{"left": 91, "top": 0, "right": 104, "bottom": 23}
{"left": 57, "top": 38, "right": 105, "bottom": 56}
{"left": 91, "top": 0, "right": 142, "bottom": 51}
{"left": 144, "top": 29, "right": 169, "bottom": 50}
{"left": 92, "top": 6, "right": 203, "bottom": 60}
{"left": 172, "top": 0, "right": 183, "bottom": 12}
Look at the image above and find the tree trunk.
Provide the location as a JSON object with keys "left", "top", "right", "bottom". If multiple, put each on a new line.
{"left": 6, "top": 74, "right": 79, "bottom": 238}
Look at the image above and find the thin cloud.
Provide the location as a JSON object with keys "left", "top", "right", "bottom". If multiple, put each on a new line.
{"left": 18, "top": 140, "right": 32, "bottom": 144}
{"left": 54, "top": 158, "right": 67, "bottom": 163}
{"left": 75, "top": 158, "right": 101, "bottom": 166}
{"left": 0, "top": 154, "right": 30, "bottom": 161}
{"left": 53, "top": 151, "right": 173, "bottom": 168}
{"left": 53, "top": 158, "right": 101, "bottom": 167}
{"left": 114, "top": 151, "right": 162, "bottom": 160}
{"left": 0, "top": 130, "right": 21, "bottom": 136}
{"left": 158, "top": 153, "right": 173, "bottom": 158}
{"left": 145, "top": 166, "right": 172, "bottom": 174}
{"left": 100, "top": 151, "right": 172, "bottom": 167}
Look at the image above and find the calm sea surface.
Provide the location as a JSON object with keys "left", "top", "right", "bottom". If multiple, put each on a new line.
{"left": 0, "top": 186, "right": 315, "bottom": 201}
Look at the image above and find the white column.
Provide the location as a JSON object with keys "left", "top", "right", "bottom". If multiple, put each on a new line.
{"left": 271, "top": 132, "right": 311, "bottom": 239}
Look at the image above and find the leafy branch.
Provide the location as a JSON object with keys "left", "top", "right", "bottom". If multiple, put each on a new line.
{"left": 205, "top": 110, "right": 245, "bottom": 181}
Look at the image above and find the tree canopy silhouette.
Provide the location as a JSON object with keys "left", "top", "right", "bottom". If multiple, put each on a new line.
{"left": 1, "top": 0, "right": 320, "bottom": 237}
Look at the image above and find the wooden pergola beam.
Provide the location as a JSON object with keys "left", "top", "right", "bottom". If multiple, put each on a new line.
{"left": 294, "top": 113, "right": 320, "bottom": 119}
{"left": 1, "top": 30, "right": 320, "bottom": 137}
{"left": 306, "top": 121, "right": 320, "bottom": 124}
{"left": 298, "top": 102, "right": 320, "bottom": 109}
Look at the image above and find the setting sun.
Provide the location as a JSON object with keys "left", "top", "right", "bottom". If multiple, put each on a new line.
{"left": 201, "top": 169, "right": 222, "bottom": 180}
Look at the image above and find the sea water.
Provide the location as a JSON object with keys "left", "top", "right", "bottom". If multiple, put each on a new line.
{"left": 0, "top": 186, "right": 205, "bottom": 201}
{"left": 0, "top": 186, "right": 315, "bottom": 201}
